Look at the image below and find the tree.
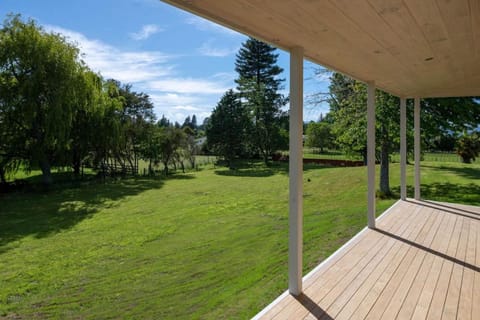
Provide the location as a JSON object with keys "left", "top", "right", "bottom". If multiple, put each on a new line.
{"left": 206, "top": 90, "right": 249, "bottom": 166}
{"left": 68, "top": 69, "right": 105, "bottom": 176}
{"left": 89, "top": 80, "right": 124, "bottom": 175}
{"left": 183, "top": 126, "right": 197, "bottom": 169}
{"left": 0, "top": 14, "right": 85, "bottom": 185}
{"left": 235, "top": 37, "right": 287, "bottom": 163}
{"left": 158, "top": 126, "right": 186, "bottom": 175}
{"left": 326, "top": 71, "right": 480, "bottom": 196}
{"left": 328, "top": 73, "right": 403, "bottom": 195}
{"left": 182, "top": 116, "right": 191, "bottom": 129}
{"left": 158, "top": 115, "right": 171, "bottom": 128}
{"left": 328, "top": 78, "right": 369, "bottom": 163}
{"left": 191, "top": 114, "right": 198, "bottom": 131}
{"left": 456, "top": 132, "right": 480, "bottom": 163}
{"left": 305, "top": 121, "right": 334, "bottom": 153}
{"left": 117, "top": 82, "right": 156, "bottom": 174}
{"left": 140, "top": 124, "right": 164, "bottom": 175}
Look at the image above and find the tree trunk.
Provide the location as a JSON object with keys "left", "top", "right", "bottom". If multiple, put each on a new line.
{"left": 379, "top": 140, "right": 390, "bottom": 195}
{"left": 0, "top": 166, "right": 6, "bottom": 184}
{"left": 264, "top": 153, "right": 269, "bottom": 165}
{"left": 362, "top": 148, "right": 368, "bottom": 165}
{"left": 163, "top": 161, "right": 169, "bottom": 175}
{"left": 189, "top": 156, "right": 195, "bottom": 169}
{"left": 39, "top": 157, "right": 53, "bottom": 186}
{"left": 72, "top": 150, "right": 81, "bottom": 177}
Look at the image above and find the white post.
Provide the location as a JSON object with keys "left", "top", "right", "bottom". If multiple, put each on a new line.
{"left": 414, "top": 97, "right": 421, "bottom": 200}
{"left": 289, "top": 46, "right": 303, "bottom": 296}
{"left": 367, "top": 82, "right": 376, "bottom": 229}
{"left": 400, "top": 97, "right": 407, "bottom": 200}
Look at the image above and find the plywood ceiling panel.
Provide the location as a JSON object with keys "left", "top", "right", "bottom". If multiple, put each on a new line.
{"left": 162, "top": 0, "right": 480, "bottom": 98}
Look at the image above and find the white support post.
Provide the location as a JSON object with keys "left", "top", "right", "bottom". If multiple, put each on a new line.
{"left": 367, "top": 82, "right": 376, "bottom": 229}
{"left": 414, "top": 97, "right": 421, "bottom": 200}
{"left": 288, "top": 46, "right": 303, "bottom": 296}
{"left": 400, "top": 98, "right": 407, "bottom": 200}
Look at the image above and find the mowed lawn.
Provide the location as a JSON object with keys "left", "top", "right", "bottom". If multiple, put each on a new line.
{"left": 1, "top": 161, "right": 479, "bottom": 319}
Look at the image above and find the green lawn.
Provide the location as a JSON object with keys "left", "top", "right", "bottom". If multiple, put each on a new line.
{"left": 1, "top": 161, "right": 479, "bottom": 319}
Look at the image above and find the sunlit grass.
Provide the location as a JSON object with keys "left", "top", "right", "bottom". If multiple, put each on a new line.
{"left": 0, "top": 161, "right": 478, "bottom": 319}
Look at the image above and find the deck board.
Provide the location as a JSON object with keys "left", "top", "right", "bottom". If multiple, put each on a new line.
{"left": 253, "top": 199, "right": 480, "bottom": 320}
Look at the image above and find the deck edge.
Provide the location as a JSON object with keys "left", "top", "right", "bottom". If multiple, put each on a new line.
{"left": 251, "top": 199, "right": 403, "bottom": 320}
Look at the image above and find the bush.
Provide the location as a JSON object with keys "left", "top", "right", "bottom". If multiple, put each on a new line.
{"left": 456, "top": 132, "right": 480, "bottom": 163}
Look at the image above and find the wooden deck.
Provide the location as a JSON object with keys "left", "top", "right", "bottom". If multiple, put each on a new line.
{"left": 253, "top": 199, "right": 480, "bottom": 320}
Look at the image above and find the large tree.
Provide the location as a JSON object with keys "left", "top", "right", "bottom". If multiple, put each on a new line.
{"left": 0, "top": 14, "right": 84, "bottom": 185}
{"left": 206, "top": 89, "right": 249, "bottom": 166}
{"left": 327, "top": 72, "right": 480, "bottom": 195}
{"left": 235, "top": 37, "right": 287, "bottom": 163}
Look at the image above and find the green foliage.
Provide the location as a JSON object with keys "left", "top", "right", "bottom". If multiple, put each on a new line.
{"left": 420, "top": 97, "right": 480, "bottom": 139}
{"left": 328, "top": 73, "right": 403, "bottom": 195}
{"left": 206, "top": 90, "right": 249, "bottom": 165}
{"left": 0, "top": 14, "right": 168, "bottom": 183}
{"left": 157, "top": 126, "right": 186, "bottom": 175}
{"left": 0, "top": 14, "right": 84, "bottom": 185}
{"left": 456, "top": 132, "right": 480, "bottom": 163}
{"left": 329, "top": 79, "right": 369, "bottom": 161}
{"left": 326, "top": 71, "right": 480, "bottom": 195}
{"left": 235, "top": 37, "right": 287, "bottom": 163}
{"left": 305, "top": 121, "right": 334, "bottom": 152}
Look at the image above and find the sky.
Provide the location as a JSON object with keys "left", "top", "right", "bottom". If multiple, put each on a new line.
{"left": 1, "top": 0, "right": 331, "bottom": 124}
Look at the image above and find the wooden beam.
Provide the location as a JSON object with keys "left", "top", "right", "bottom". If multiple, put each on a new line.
{"left": 367, "top": 82, "right": 376, "bottom": 228}
{"left": 289, "top": 46, "right": 304, "bottom": 296}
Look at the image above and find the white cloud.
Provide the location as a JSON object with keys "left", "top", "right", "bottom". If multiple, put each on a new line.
{"left": 45, "top": 25, "right": 173, "bottom": 83}
{"left": 43, "top": 24, "right": 231, "bottom": 123}
{"left": 185, "top": 16, "right": 240, "bottom": 36}
{"left": 173, "top": 105, "right": 203, "bottom": 111}
{"left": 129, "top": 24, "right": 163, "bottom": 40}
{"left": 198, "top": 40, "right": 238, "bottom": 57}
{"left": 147, "top": 78, "right": 230, "bottom": 94}
{"left": 211, "top": 72, "right": 236, "bottom": 81}
{"left": 149, "top": 93, "right": 200, "bottom": 107}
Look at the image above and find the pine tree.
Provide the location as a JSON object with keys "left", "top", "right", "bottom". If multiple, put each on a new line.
{"left": 234, "top": 37, "right": 286, "bottom": 163}
{"left": 191, "top": 114, "right": 197, "bottom": 130}
{"left": 206, "top": 90, "right": 249, "bottom": 166}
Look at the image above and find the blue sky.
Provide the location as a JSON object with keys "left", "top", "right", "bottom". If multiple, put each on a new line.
{"left": 2, "top": 0, "right": 330, "bottom": 123}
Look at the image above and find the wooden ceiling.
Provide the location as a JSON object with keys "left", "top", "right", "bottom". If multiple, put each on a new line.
{"left": 162, "top": 0, "right": 480, "bottom": 98}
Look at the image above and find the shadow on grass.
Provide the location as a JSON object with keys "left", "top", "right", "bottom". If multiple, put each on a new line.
{"left": 421, "top": 164, "right": 480, "bottom": 180}
{"left": 393, "top": 182, "right": 480, "bottom": 206}
{"left": 214, "top": 161, "right": 330, "bottom": 178}
{"left": 0, "top": 174, "right": 186, "bottom": 254}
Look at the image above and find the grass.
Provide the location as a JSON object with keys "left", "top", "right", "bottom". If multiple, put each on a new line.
{"left": 302, "top": 148, "right": 462, "bottom": 163}
{"left": 0, "top": 160, "right": 479, "bottom": 319}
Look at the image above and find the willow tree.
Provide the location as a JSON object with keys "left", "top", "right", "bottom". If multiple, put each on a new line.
{"left": 0, "top": 14, "right": 84, "bottom": 185}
